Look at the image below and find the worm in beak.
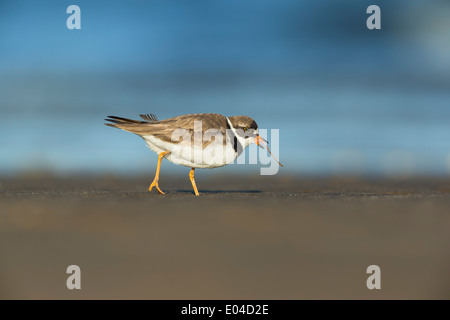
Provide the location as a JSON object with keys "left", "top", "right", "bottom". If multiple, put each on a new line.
{"left": 255, "top": 134, "right": 284, "bottom": 167}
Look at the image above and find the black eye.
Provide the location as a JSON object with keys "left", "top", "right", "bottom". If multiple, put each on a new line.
{"left": 243, "top": 127, "right": 248, "bottom": 132}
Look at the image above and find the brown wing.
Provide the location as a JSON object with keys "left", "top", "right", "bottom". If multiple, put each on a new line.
{"left": 155, "top": 113, "right": 230, "bottom": 148}
{"left": 105, "top": 113, "right": 230, "bottom": 148}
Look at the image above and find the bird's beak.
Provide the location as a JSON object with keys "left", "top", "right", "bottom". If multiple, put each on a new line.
{"left": 255, "top": 134, "right": 268, "bottom": 148}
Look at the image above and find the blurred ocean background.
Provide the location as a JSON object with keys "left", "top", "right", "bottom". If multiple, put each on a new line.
{"left": 1, "top": 0, "right": 449, "bottom": 176}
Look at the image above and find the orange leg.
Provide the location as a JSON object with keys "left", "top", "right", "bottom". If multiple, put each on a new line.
{"left": 149, "top": 151, "right": 170, "bottom": 194}
{"left": 189, "top": 168, "right": 200, "bottom": 196}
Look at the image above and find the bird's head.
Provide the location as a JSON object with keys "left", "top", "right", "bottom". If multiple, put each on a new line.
{"left": 228, "top": 115, "right": 284, "bottom": 167}
{"left": 227, "top": 115, "right": 266, "bottom": 147}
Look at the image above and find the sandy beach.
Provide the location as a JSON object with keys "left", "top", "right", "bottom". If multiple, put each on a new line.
{"left": 1, "top": 174, "right": 449, "bottom": 299}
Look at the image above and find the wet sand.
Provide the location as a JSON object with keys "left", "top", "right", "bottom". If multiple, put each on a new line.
{"left": 1, "top": 174, "right": 449, "bottom": 299}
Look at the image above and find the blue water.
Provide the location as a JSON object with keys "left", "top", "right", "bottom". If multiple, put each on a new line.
{"left": 1, "top": 0, "right": 449, "bottom": 176}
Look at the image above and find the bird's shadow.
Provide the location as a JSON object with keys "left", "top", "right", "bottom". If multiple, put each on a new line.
{"left": 172, "top": 189, "right": 262, "bottom": 195}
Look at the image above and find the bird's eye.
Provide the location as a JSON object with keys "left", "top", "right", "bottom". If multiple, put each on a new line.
{"left": 243, "top": 127, "right": 248, "bottom": 132}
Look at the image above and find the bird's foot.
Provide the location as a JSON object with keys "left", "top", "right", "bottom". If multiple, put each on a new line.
{"left": 189, "top": 168, "right": 200, "bottom": 196}
{"left": 148, "top": 179, "right": 165, "bottom": 194}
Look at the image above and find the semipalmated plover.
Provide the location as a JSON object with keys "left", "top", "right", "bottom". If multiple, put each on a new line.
{"left": 105, "top": 113, "right": 279, "bottom": 196}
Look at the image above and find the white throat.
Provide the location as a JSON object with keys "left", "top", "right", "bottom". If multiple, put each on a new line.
{"left": 226, "top": 117, "right": 252, "bottom": 151}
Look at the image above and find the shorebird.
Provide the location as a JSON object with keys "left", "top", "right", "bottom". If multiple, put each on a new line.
{"left": 105, "top": 113, "right": 270, "bottom": 196}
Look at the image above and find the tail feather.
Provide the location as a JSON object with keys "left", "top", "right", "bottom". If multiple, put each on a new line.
{"left": 104, "top": 123, "right": 120, "bottom": 128}
{"left": 106, "top": 115, "right": 145, "bottom": 124}
{"left": 104, "top": 114, "right": 159, "bottom": 132}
